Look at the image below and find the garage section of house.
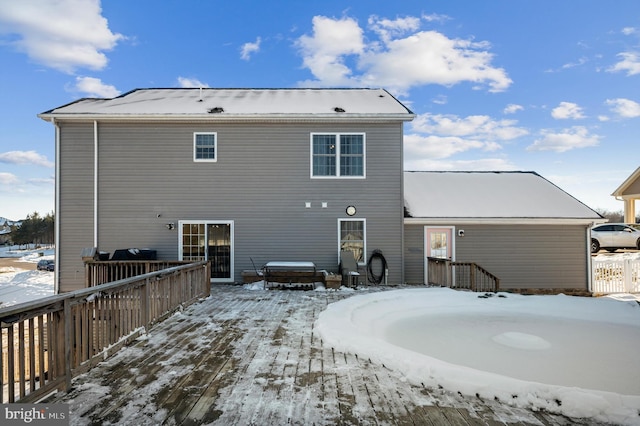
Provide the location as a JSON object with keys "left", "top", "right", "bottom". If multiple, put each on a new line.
{"left": 403, "top": 171, "right": 606, "bottom": 294}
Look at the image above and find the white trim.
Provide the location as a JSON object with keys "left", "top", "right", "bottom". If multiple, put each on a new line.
{"left": 424, "top": 226, "right": 456, "bottom": 285}
{"left": 53, "top": 118, "right": 60, "bottom": 294}
{"left": 178, "top": 220, "right": 234, "bottom": 283}
{"left": 310, "top": 132, "right": 366, "bottom": 179}
{"left": 337, "top": 218, "right": 367, "bottom": 265}
{"left": 193, "top": 132, "right": 218, "bottom": 162}
{"left": 93, "top": 120, "right": 98, "bottom": 246}
{"left": 38, "top": 113, "right": 415, "bottom": 123}
{"left": 405, "top": 218, "right": 606, "bottom": 226}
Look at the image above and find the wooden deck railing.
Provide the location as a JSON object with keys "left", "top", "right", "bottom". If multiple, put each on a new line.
{"left": 0, "top": 261, "right": 210, "bottom": 403}
{"left": 427, "top": 257, "right": 500, "bottom": 292}
{"left": 85, "top": 260, "right": 195, "bottom": 287}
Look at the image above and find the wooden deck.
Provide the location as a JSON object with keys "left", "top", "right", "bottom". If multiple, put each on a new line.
{"left": 44, "top": 285, "right": 600, "bottom": 425}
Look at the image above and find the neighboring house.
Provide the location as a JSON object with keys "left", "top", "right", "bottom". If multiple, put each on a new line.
{"left": 611, "top": 166, "right": 640, "bottom": 224}
{"left": 38, "top": 88, "right": 415, "bottom": 292}
{"left": 403, "top": 171, "right": 605, "bottom": 294}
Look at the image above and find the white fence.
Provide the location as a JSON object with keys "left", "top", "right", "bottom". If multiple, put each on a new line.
{"left": 591, "top": 257, "right": 640, "bottom": 294}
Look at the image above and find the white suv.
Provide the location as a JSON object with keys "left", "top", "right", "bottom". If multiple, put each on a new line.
{"left": 590, "top": 223, "right": 640, "bottom": 253}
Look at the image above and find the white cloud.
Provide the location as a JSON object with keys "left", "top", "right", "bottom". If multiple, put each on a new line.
{"left": 295, "top": 16, "right": 365, "bottom": 86}
{"left": 608, "top": 51, "right": 640, "bottom": 76}
{"left": 240, "top": 37, "right": 261, "bottom": 60}
{"left": 411, "top": 113, "right": 528, "bottom": 141}
{"left": 404, "top": 134, "right": 486, "bottom": 160}
{"left": 0, "top": 0, "right": 124, "bottom": 73}
{"left": 296, "top": 15, "right": 511, "bottom": 93}
{"left": 73, "top": 76, "right": 120, "bottom": 98}
{"left": 404, "top": 156, "right": 516, "bottom": 172}
{"left": 551, "top": 102, "right": 585, "bottom": 119}
{"left": 0, "top": 150, "right": 54, "bottom": 168}
{"left": 503, "top": 104, "right": 523, "bottom": 114}
{"left": 0, "top": 172, "right": 19, "bottom": 185}
{"left": 622, "top": 27, "right": 637, "bottom": 36}
{"left": 606, "top": 98, "right": 640, "bottom": 118}
{"left": 527, "top": 126, "right": 600, "bottom": 153}
{"left": 177, "top": 77, "right": 209, "bottom": 88}
{"left": 368, "top": 15, "right": 421, "bottom": 44}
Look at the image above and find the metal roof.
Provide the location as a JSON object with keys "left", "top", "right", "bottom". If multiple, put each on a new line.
{"left": 39, "top": 88, "right": 415, "bottom": 121}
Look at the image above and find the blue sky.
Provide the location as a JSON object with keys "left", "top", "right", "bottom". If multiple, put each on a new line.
{"left": 1, "top": 0, "right": 639, "bottom": 220}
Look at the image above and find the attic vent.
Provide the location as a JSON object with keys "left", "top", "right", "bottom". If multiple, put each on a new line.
{"left": 208, "top": 107, "right": 224, "bottom": 114}
{"left": 334, "top": 107, "right": 345, "bottom": 113}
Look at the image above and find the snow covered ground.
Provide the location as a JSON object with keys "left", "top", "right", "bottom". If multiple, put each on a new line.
{"left": 2, "top": 248, "right": 640, "bottom": 424}
{"left": 315, "top": 287, "right": 640, "bottom": 425}
{"left": 0, "top": 245, "right": 55, "bottom": 307}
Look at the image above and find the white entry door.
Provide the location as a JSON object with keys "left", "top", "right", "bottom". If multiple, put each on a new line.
{"left": 424, "top": 227, "right": 455, "bottom": 283}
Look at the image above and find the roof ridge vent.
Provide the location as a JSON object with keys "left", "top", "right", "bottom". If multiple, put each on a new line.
{"left": 208, "top": 107, "right": 224, "bottom": 113}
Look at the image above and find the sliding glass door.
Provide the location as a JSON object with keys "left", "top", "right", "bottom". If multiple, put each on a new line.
{"left": 179, "top": 221, "right": 234, "bottom": 282}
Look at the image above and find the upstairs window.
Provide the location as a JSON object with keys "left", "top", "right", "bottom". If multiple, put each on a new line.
{"left": 311, "top": 133, "right": 365, "bottom": 178}
{"left": 194, "top": 132, "right": 217, "bottom": 162}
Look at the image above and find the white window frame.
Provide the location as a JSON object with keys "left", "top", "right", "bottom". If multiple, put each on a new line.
{"left": 178, "top": 220, "right": 234, "bottom": 283}
{"left": 310, "top": 132, "right": 366, "bottom": 179}
{"left": 193, "top": 132, "right": 218, "bottom": 162}
{"left": 338, "top": 218, "right": 367, "bottom": 265}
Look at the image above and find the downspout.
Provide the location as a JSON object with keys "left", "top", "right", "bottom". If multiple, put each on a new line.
{"left": 94, "top": 120, "right": 98, "bottom": 247}
{"left": 586, "top": 225, "right": 593, "bottom": 293}
{"left": 53, "top": 118, "right": 60, "bottom": 294}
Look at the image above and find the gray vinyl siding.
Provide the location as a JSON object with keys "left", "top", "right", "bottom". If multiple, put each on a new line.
{"left": 58, "top": 122, "right": 95, "bottom": 292}
{"left": 70, "top": 121, "right": 406, "bottom": 288}
{"left": 404, "top": 224, "right": 590, "bottom": 291}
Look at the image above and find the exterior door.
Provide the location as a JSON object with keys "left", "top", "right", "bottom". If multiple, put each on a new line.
{"left": 424, "top": 227, "right": 455, "bottom": 283}
{"left": 179, "top": 221, "right": 234, "bottom": 282}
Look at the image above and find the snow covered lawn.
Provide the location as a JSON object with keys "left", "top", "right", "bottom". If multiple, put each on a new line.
{"left": 0, "top": 245, "right": 54, "bottom": 307}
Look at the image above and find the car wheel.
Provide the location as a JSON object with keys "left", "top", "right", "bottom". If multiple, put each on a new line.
{"left": 591, "top": 239, "right": 600, "bottom": 253}
{"left": 637, "top": 239, "right": 640, "bottom": 250}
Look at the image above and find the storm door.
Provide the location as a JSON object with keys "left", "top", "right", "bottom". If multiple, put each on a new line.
{"left": 424, "top": 227, "right": 455, "bottom": 284}
{"left": 179, "top": 221, "right": 234, "bottom": 282}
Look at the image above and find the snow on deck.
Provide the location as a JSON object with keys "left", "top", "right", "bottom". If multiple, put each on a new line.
{"left": 43, "top": 285, "right": 597, "bottom": 425}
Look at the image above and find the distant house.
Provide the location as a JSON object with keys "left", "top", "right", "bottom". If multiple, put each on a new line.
{"left": 611, "top": 166, "right": 640, "bottom": 224}
{"left": 403, "top": 171, "right": 605, "bottom": 294}
{"left": 39, "top": 88, "right": 415, "bottom": 292}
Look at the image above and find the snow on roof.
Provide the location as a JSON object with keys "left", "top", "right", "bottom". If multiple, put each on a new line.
{"left": 404, "top": 171, "right": 603, "bottom": 220}
{"left": 40, "top": 88, "right": 414, "bottom": 119}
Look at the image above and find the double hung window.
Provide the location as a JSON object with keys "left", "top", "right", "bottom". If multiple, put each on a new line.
{"left": 194, "top": 132, "right": 217, "bottom": 162}
{"left": 311, "top": 133, "right": 365, "bottom": 178}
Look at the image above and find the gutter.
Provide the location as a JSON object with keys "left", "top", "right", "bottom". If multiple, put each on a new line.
{"left": 403, "top": 217, "right": 608, "bottom": 226}
{"left": 37, "top": 113, "right": 416, "bottom": 123}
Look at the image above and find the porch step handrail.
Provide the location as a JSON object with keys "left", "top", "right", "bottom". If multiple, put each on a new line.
{"left": 0, "top": 260, "right": 210, "bottom": 404}
{"left": 427, "top": 257, "right": 500, "bottom": 292}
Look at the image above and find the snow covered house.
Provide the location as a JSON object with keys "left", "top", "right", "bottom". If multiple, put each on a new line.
{"left": 39, "top": 88, "right": 415, "bottom": 292}
{"left": 403, "top": 171, "right": 605, "bottom": 294}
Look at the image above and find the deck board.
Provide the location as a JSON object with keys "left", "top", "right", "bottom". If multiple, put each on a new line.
{"left": 44, "top": 285, "right": 601, "bottom": 425}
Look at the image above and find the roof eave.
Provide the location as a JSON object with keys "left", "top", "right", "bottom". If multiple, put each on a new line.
{"left": 38, "top": 112, "right": 416, "bottom": 122}
{"left": 611, "top": 166, "right": 640, "bottom": 197}
{"left": 404, "top": 217, "right": 607, "bottom": 226}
